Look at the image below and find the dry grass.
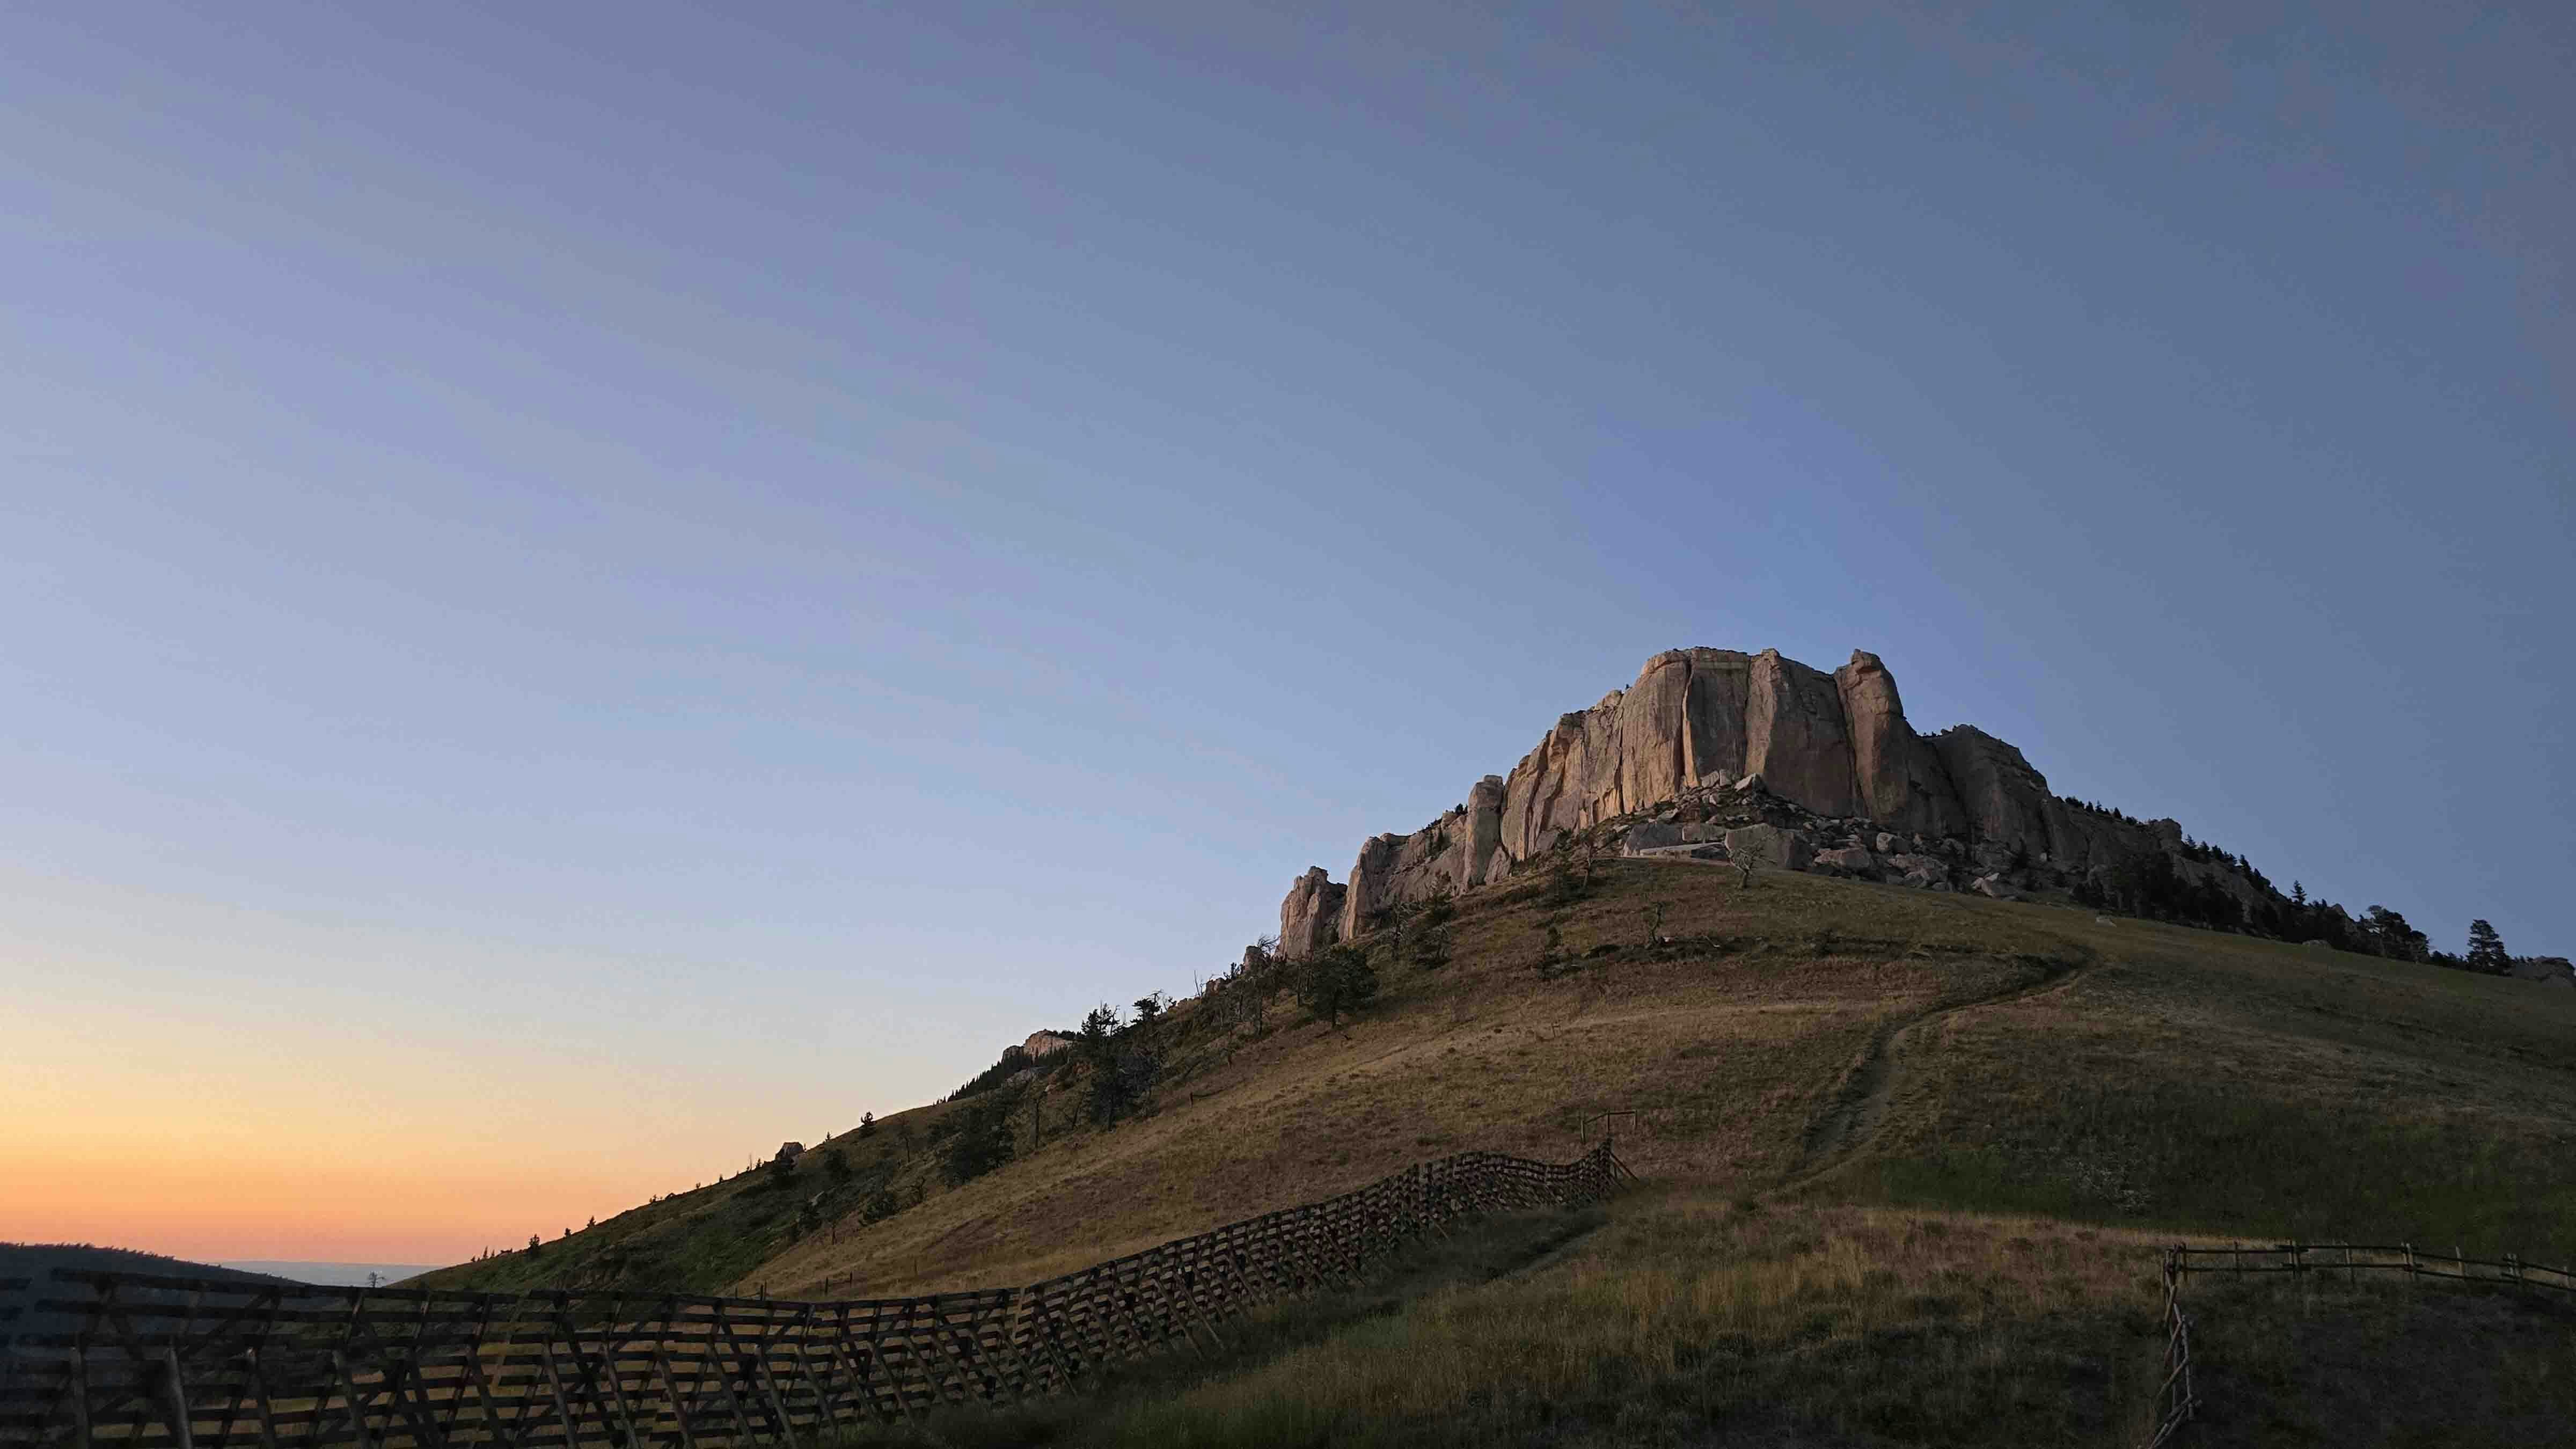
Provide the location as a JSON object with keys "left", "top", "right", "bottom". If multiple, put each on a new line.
{"left": 2180, "top": 1271, "right": 2576, "bottom": 1445}
{"left": 426, "top": 854, "right": 2576, "bottom": 1441}
{"left": 753, "top": 861, "right": 2576, "bottom": 1298}
{"left": 1815, "top": 918, "right": 2576, "bottom": 1255}
{"left": 840, "top": 1193, "right": 2180, "bottom": 1448}
{"left": 752, "top": 861, "right": 2061, "bottom": 1296}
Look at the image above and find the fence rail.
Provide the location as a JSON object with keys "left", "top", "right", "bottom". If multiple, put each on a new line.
{"left": 0, "top": 1143, "right": 1625, "bottom": 1449}
{"left": 2147, "top": 1239, "right": 2576, "bottom": 1446}
{"left": 2172, "top": 1242, "right": 2576, "bottom": 1297}
{"left": 2139, "top": 1250, "right": 2196, "bottom": 1449}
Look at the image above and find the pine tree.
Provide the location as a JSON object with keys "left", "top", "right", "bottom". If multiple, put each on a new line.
{"left": 2465, "top": 919, "right": 2510, "bottom": 974}
{"left": 1079, "top": 1003, "right": 1136, "bottom": 1126}
{"left": 1296, "top": 944, "right": 1378, "bottom": 1028}
{"left": 942, "top": 1086, "right": 1020, "bottom": 1184}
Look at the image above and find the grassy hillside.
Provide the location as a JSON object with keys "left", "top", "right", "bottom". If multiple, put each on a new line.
{"left": 426, "top": 857, "right": 2576, "bottom": 1306}
{"left": 408, "top": 853, "right": 2576, "bottom": 1443}
{"left": 416, "top": 1099, "right": 985, "bottom": 1298}
{"left": 748, "top": 859, "right": 2576, "bottom": 1300}
{"left": 829, "top": 1197, "right": 2574, "bottom": 1447}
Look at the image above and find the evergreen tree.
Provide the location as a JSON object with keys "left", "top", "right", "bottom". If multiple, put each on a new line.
{"left": 1079, "top": 1002, "right": 1137, "bottom": 1126}
{"left": 942, "top": 1086, "right": 1020, "bottom": 1184}
{"left": 2465, "top": 919, "right": 2511, "bottom": 974}
{"left": 2362, "top": 905, "right": 2429, "bottom": 962}
{"left": 1296, "top": 943, "right": 1379, "bottom": 1027}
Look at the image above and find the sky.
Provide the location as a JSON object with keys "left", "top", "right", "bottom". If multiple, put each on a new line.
{"left": 3, "top": 3, "right": 2568, "bottom": 1264}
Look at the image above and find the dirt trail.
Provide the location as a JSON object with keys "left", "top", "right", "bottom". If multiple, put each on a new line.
{"left": 1790, "top": 951, "right": 2096, "bottom": 1185}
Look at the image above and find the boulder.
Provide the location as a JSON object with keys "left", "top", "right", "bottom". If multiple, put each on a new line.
{"left": 1898, "top": 867, "right": 1946, "bottom": 890}
{"left": 1971, "top": 874, "right": 2022, "bottom": 901}
{"left": 1278, "top": 867, "right": 1346, "bottom": 959}
{"left": 1680, "top": 822, "right": 1724, "bottom": 843}
{"left": 1625, "top": 821, "right": 1685, "bottom": 852}
{"left": 1724, "top": 823, "right": 1812, "bottom": 872}
{"left": 2092, "top": 916, "right": 2118, "bottom": 928}
{"left": 1875, "top": 832, "right": 1901, "bottom": 854}
{"left": 1972, "top": 841, "right": 2019, "bottom": 875}
{"left": 1814, "top": 846, "right": 1879, "bottom": 878}
{"left": 1735, "top": 773, "right": 1765, "bottom": 794}
{"left": 2302, "top": 940, "right": 2331, "bottom": 951}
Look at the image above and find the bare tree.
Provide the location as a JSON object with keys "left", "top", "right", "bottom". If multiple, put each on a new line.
{"left": 1731, "top": 838, "right": 1768, "bottom": 888}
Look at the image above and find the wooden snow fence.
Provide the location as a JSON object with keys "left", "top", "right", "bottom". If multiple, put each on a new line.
{"left": 2138, "top": 1250, "right": 2196, "bottom": 1449}
{"left": 0, "top": 1143, "right": 1627, "bottom": 1449}
{"left": 2141, "top": 1240, "right": 2576, "bottom": 1446}
{"left": 2170, "top": 1241, "right": 2576, "bottom": 1297}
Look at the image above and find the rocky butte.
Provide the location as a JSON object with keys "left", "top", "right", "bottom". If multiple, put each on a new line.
{"left": 1278, "top": 647, "right": 2273, "bottom": 955}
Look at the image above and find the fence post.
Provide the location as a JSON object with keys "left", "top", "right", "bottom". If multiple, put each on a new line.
{"left": 158, "top": 1347, "right": 196, "bottom": 1449}
{"left": 69, "top": 1346, "right": 92, "bottom": 1449}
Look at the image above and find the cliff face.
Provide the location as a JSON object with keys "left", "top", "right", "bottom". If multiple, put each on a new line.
{"left": 1278, "top": 646, "right": 2265, "bottom": 952}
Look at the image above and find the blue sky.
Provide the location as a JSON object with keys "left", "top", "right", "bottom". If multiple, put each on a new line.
{"left": 4, "top": 3, "right": 2568, "bottom": 1258}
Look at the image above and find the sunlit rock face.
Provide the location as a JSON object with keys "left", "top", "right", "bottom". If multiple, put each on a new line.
{"left": 1274, "top": 645, "right": 2265, "bottom": 944}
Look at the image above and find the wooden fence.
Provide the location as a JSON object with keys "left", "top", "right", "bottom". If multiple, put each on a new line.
{"left": 2145, "top": 1240, "right": 2576, "bottom": 1446}
{"left": 0, "top": 1282, "right": 24, "bottom": 1360}
{"left": 0, "top": 1144, "right": 1628, "bottom": 1449}
{"left": 2171, "top": 1242, "right": 2576, "bottom": 1297}
{"left": 2138, "top": 1251, "right": 2196, "bottom": 1449}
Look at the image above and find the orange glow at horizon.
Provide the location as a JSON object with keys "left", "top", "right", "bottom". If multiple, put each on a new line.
{"left": 1, "top": 1139, "right": 646, "bottom": 1265}
{"left": 2, "top": 872, "right": 962, "bottom": 1269}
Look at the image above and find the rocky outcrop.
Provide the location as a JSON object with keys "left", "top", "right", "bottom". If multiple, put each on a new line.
{"left": 1341, "top": 832, "right": 1408, "bottom": 941}
{"left": 1745, "top": 650, "right": 1861, "bottom": 818}
{"left": 1929, "top": 726, "right": 2055, "bottom": 850}
{"left": 1835, "top": 651, "right": 1968, "bottom": 837}
{"left": 1326, "top": 774, "right": 1512, "bottom": 943}
{"left": 1463, "top": 775, "right": 1506, "bottom": 889}
{"left": 2511, "top": 956, "right": 2574, "bottom": 987}
{"left": 1022, "top": 1031, "right": 1074, "bottom": 1060}
{"left": 1275, "top": 644, "right": 2281, "bottom": 942}
{"left": 1279, "top": 867, "right": 1345, "bottom": 958}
